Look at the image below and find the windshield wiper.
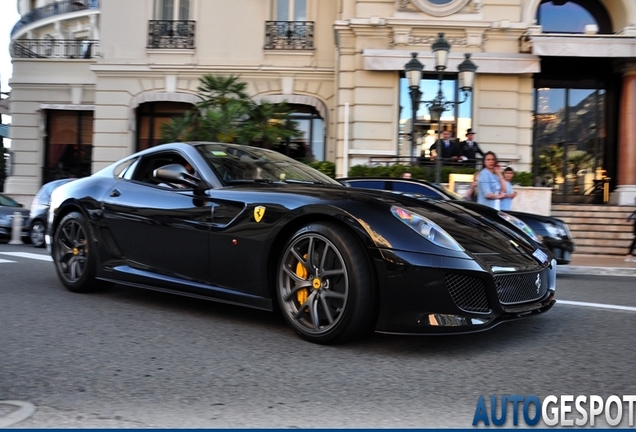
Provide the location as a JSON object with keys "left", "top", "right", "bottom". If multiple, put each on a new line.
{"left": 281, "top": 179, "right": 325, "bottom": 185}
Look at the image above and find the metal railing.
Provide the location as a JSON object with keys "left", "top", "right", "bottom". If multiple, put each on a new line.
{"left": 264, "top": 21, "right": 314, "bottom": 50}
{"left": 147, "top": 20, "right": 196, "bottom": 49}
{"left": 11, "top": 0, "right": 100, "bottom": 36}
{"left": 369, "top": 155, "right": 484, "bottom": 170}
{"left": 12, "top": 39, "right": 99, "bottom": 59}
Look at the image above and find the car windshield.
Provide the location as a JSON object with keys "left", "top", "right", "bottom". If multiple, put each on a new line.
{"left": 195, "top": 143, "right": 340, "bottom": 185}
{"left": 0, "top": 193, "right": 21, "bottom": 207}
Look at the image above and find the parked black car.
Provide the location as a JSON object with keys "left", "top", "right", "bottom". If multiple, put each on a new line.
{"left": 47, "top": 142, "right": 556, "bottom": 344}
{"left": 0, "top": 193, "right": 30, "bottom": 242}
{"left": 27, "top": 178, "right": 77, "bottom": 247}
{"left": 338, "top": 177, "right": 575, "bottom": 265}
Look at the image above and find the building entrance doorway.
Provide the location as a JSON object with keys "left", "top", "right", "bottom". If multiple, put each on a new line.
{"left": 532, "top": 56, "right": 620, "bottom": 204}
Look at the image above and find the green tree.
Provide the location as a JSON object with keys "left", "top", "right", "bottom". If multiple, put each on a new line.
{"left": 160, "top": 74, "right": 303, "bottom": 151}
{"left": 239, "top": 101, "right": 302, "bottom": 148}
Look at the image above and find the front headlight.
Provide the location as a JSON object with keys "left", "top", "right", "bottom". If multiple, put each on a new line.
{"left": 498, "top": 212, "right": 541, "bottom": 243}
{"left": 0, "top": 214, "right": 10, "bottom": 225}
{"left": 391, "top": 206, "right": 464, "bottom": 251}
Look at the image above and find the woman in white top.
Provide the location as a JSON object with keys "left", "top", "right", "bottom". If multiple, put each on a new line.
{"left": 477, "top": 151, "right": 507, "bottom": 209}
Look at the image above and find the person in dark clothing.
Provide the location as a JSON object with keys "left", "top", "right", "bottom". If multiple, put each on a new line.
{"left": 430, "top": 130, "right": 461, "bottom": 162}
{"left": 459, "top": 128, "right": 484, "bottom": 167}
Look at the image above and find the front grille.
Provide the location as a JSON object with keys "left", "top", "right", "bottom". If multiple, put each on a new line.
{"left": 445, "top": 273, "right": 491, "bottom": 313}
{"left": 494, "top": 268, "right": 549, "bottom": 305}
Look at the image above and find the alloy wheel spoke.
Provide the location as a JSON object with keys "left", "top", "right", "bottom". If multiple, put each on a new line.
{"left": 283, "top": 281, "right": 313, "bottom": 302}
{"left": 319, "top": 294, "right": 334, "bottom": 324}
{"left": 309, "top": 295, "right": 321, "bottom": 329}
{"left": 282, "top": 265, "right": 309, "bottom": 283}
{"left": 293, "top": 290, "right": 316, "bottom": 320}
{"left": 322, "top": 290, "right": 345, "bottom": 300}
{"left": 321, "top": 268, "right": 344, "bottom": 278}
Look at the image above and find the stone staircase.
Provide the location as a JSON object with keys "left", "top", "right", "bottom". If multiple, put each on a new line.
{"left": 551, "top": 204, "right": 635, "bottom": 256}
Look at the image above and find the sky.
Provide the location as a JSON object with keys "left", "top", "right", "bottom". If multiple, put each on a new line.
{"left": 1, "top": 1, "right": 19, "bottom": 95}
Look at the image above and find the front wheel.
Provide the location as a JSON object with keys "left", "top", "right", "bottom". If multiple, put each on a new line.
{"left": 52, "top": 211, "right": 109, "bottom": 293}
{"left": 29, "top": 220, "right": 46, "bottom": 248}
{"left": 277, "top": 222, "right": 377, "bottom": 344}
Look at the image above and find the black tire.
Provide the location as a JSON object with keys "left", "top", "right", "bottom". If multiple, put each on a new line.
{"left": 52, "top": 211, "right": 109, "bottom": 293}
{"left": 29, "top": 220, "right": 46, "bottom": 248}
{"left": 276, "top": 222, "right": 376, "bottom": 344}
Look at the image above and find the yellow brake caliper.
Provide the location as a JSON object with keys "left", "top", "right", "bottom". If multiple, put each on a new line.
{"left": 295, "top": 254, "right": 309, "bottom": 305}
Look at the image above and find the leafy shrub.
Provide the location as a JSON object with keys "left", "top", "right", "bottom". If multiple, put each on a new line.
{"left": 512, "top": 171, "right": 533, "bottom": 187}
{"left": 308, "top": 161, "right": 336, "bottom": 178}
{"left": 348, "top": 164, "right": 476, "bottom": 183}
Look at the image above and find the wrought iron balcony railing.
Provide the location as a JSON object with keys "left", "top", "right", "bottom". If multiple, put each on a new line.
{"left": 11, "top": 0, "right": 100, "bottom": 37}
{"left": 147, "top": 20, "right": 196, "bottom": 49}
{"left": 264, "top": 21, "right": 314, "bottom": 50}
{"left": 12, "top": 39, "right": 100, "bottom": 59}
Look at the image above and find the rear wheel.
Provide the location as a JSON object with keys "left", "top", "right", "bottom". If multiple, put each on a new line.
{"left": 277, "top": 222, "right": 376, "bottom": 344}
{"left": 52, "top": 212, "right": 109, "bottom": 293}
{"left": 29, "top": 220, "right": 46, "bottom": 248}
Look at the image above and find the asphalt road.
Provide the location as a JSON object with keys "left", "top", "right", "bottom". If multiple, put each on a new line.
{"left": 1, "top": 243, "right": 635, "bottom": 428}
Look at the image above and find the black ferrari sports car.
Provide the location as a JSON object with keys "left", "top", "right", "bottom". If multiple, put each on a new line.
{"left": 48, "top": 142, "right": 556, "bottom": 344}
{"left": 338, "top": 177, "right": 575, "bottom": 265}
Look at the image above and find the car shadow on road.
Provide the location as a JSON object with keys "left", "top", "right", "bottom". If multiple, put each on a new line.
{"left": 84, "top": 283, "right": 559, "bottom": 355}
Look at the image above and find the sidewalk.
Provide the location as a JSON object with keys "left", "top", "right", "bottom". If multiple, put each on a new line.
{"left": 557, "top": 254, "right": 636, "bottom": 277}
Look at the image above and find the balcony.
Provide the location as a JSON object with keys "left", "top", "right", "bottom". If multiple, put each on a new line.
{"left": 12, "top": 39, "right": 99, "bottom": 59}
{"left": 11, "top": 0, "right": 100, "bottom": 37}
{"left": 147, "top": 20, "right": 195, "bottom": 49}
{"left": 264, "top": 21, "right": 314, "bottom": 50}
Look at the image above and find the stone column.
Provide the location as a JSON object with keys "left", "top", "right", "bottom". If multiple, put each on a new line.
{"left": 612, "top": 63, "right": 636, "bottom": 205}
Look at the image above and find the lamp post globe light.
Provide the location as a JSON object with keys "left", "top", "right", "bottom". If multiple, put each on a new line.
{"left": 404, "top": 52, "right": 423, "bottom": 162}
{"left": 424, "top": 33, "right": 477, "bottom": 184}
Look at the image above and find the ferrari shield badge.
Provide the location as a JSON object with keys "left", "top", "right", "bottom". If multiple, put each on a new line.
{"left": 254, "top": 206, "right": 266, "bottom": 223}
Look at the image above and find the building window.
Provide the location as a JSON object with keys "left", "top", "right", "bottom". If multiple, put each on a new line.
{"left": 271, "top": 104, "right": 324, "bottom": 161}
{"left": 536, "top": 0, "right": 612, "bottom": 34}
{"left": 533, "top": 85, "right": 606, "bottom": 200}
{"left": 136, "top": 102, "right": 194, "bottom": 151}
{"left": 155, "top": 0, "right": 190, "bottom": 20}
{"left": 398, "top": 75, "right": 472, "bottom": 159}
{"left": 44, "top": 110, "right": 93, "bottom": 183}
{"left": 276, "top": 0, "right": 307, "bottom": 21}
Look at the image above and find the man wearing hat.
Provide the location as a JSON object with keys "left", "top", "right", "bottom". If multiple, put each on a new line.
{"left": 460, "top": 128, "right": 484, "bottom": 167}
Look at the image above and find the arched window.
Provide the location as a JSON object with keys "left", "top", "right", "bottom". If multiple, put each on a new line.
{"left": 136, "top": 101, "right": 194, "bottom": 151}
{"left": 536, "top": 0, "right": 612, "bottom": 34}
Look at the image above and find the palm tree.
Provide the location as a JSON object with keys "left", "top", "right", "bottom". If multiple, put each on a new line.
{"left": 239, "top": 101, "right": 302, "bottom": 148}
{"left": 160, "top": 74, "right": 304, "bottom": 155}
{"left": 196, "top": 75, "right": 249, "bottom": 111}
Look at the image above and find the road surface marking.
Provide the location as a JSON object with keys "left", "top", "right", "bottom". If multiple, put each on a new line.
{"left": 559, "top": 300, "right": 636, "bottom": 313}
{"left": 0, "top": 259, "right": 16, "bottom": 264}
{"left": 0, "top": 252, "right": 53, "bottom": 262}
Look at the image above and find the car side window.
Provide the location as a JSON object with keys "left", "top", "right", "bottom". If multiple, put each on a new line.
{"left": 115, "top": 157, "right": 139, "bottom": 180}
{"left": 132, "top": 153, "right": 194, "bottom": 188}
{"left": 346, "top": 180, "right": 387, "bottom": 190}
{"left": 392, "top": 181, "right": 441, "bottom": 198}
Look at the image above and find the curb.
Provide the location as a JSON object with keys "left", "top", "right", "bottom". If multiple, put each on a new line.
{"left": 557, "top": 266, "right": 636, "bottom": 277}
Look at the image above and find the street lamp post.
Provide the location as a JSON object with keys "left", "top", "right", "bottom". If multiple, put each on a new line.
{"left": 404, "top": 52, "right": 423, "bottom": 163}
{"left": 423, "top": 33, "right": 477, "bottom": 184}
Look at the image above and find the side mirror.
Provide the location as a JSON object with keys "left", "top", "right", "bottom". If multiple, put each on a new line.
{"left": 153, "top": 164, "right": 200, "bottom": 189}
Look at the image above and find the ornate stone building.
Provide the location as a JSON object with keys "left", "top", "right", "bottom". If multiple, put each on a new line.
{"left": 5, "top": 0, "right": 636, "bottom": 205}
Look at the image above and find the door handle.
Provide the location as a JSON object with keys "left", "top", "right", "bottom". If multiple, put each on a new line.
{"left": 110, "top": 189, "right": 121, "bottom": 197}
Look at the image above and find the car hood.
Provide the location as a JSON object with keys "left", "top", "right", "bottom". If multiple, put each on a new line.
{"left": 225, "top": 183, "right": 542, "bottom": 259}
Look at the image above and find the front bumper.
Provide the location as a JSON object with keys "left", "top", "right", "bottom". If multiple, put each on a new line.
{"left": 372, "top": 248, "right": 557, "bottom": 335}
